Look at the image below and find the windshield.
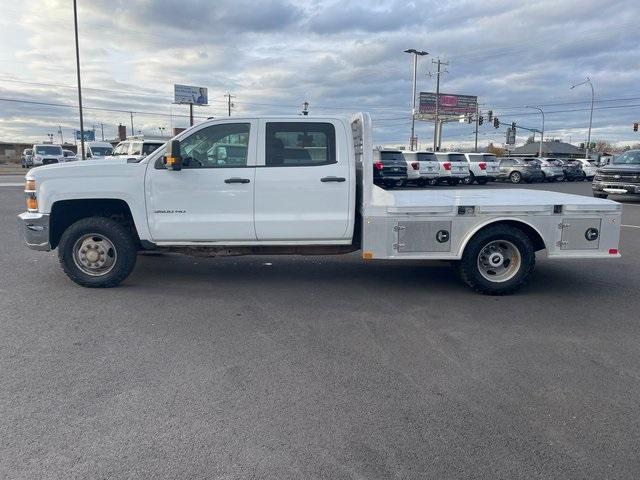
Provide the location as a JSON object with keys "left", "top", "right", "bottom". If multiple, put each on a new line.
{"left": 447, "top": 154, "right": 467, "bottom": 162}
{"left": 90, "top": 146, "right": 113, "bottom": 156}
{"left": 612, "top": 151, "right": 640, "bottom": 165}
{"left": 35, "top": 145, "right": 62, "bottom": 155}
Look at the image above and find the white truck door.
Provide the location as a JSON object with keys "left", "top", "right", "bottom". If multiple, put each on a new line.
{"left": 254, "top": 120, "right": 351, "bottom": 241}
{"left": 145, "top": 121, "right": 257, "bottom": 242}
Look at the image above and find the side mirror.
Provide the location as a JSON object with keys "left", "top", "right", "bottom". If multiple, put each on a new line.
{"left": 164, "top": 139, "right": 182, "bottom": 171}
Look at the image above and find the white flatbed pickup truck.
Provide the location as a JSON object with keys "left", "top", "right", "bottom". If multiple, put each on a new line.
{"left": 18, "top": 113, "right": 621, "bottom": 294}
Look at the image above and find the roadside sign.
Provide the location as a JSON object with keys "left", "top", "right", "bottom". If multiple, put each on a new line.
{"left": 506, "top": 128, "right": 516, "bottom": 145}
{"left": 419, "top": 92, "right": 477, "bottom": 117}
{"left": 75, "top": 130, "right": 95, "bottom": 141}
{"left": 174, "top": 84, "right": 208, "bottom": 105}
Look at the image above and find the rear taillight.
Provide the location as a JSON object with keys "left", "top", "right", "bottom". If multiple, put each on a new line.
{"left": 411, "top": 162, "right": 419, "bottom": 170}
{"left": 443, "top": 162, "right": 451, "bottom": 171}
{"left": 609, "top": 249, "right": 619, "bottom": 255}
{"left": 479, "top": 162, "right": 486, "bottom": 170}
{"left": 374, "top": 161, "right": 384, "bottom": 171}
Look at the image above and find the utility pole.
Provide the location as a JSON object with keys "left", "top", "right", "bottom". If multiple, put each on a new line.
{"left": 72, "top": 0, "right": 85, "bottom": 160}
{"left": 100, "top": 123, "right": 104, "bottom": 141}
{"left": 431, "top": 57, "right": 448, "bottom": 151}
{"left": 130, "top": 112, "right": 134, "bottom": 137}
{"left": 58, "top": 126, "right": 64, "bottom": 145}
{"left": 224, "top": 93, "right": 235, "bottom": 116}
{"left": 404, "top": 49, "right": 428, "bottom": 151}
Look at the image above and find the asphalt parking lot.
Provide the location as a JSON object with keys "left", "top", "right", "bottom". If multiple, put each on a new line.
{"left": 1, "top": 177, "right": 639, "bottom": 479}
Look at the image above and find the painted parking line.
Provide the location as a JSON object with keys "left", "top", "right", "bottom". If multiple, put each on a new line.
{"left": 0, "top": 183, "right": 23, "bottom": 187}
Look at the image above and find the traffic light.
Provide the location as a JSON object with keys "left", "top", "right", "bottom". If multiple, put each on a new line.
{"left": 511, "top": 122, "right": 516, "bottom": 130}
{"left": 478, "top": 115, "right": 483, "bottom": 125}
{"left": 493, "top": 117, "right": 500, "bottom": 129}
{"left": 487, "top": 110, "right": 493, "bottom": 122}
{"left": 634, "top": 122, "right": 638, "bottom": 132}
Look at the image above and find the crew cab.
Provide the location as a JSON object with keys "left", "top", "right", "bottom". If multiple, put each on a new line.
{"left": 18, "top": 113, "right": 622, "bottom": 295}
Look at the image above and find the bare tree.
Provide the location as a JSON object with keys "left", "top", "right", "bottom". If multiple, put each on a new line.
{"left": 487, "top": 143, "right": 505, "bottom": 156}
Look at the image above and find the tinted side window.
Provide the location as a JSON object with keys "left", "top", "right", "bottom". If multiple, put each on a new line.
{"left": 178, "top": 123, "right": 250, "bottom": 169}
{"left": 143, "top": 143, "right": 162, "bottom": 155}
{"left": 265, "top": 122, "right": 335, "bottom": 167}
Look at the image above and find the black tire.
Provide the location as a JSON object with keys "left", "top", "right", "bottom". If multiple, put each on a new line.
{"left": 541, "top": 172, "right": 548, "bottom": 182}
{"left": 427, "top": 178, "right": 438, "bottom": 186}
{"left": 447, "top": 178, "right": 460, "bottom": 186}
{"left": 462, "top": 173, "right": 475, "bottom": 185}
{"left": 58, "top": 217, "right": 137, "bottom": 288}
{"left": 593, "top": 192, "right": 608, "bottom": 199}
{"left": 476, "top": 177, "right": 488, "bottom": 185}
{"left": 397, "top": 180, "right": 407, "bottom": 188}
{"left": 509, "top": 171, "right": 522, "bottom": 184}
{"left": 416, "top": 178, "right": 427, "bottom": 188}
{"left": 566, "top": 176, "right": 574, "bottom": 182}
{"left": 456, "top": 224, "right": 535, "bottom": 295}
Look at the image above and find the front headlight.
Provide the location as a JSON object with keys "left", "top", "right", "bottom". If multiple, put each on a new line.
{"left": 25, "top": 179, "right": 37, "bottom": 211}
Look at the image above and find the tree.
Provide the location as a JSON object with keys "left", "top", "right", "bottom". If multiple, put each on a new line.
{"left": 525, "top": 135, "right": 535, "bottom": 145}
{"left": 486, "top": 143, "right": 505, "bottom": 156}
{"left": 594, "top": 140, "right": 614, "bottom": 153}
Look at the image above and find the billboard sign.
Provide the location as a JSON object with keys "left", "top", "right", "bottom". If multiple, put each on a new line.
{"left": 419, "top": 92, "right": 477, "bottom": 116}
{"left": 75, "top": 130, "right": 95, "bottom": 141}
{"left": 506, "top": 127, "right": 516, "bottom": 145}
{"left": 174, "top": 84, "right": 208, "bottom": 105}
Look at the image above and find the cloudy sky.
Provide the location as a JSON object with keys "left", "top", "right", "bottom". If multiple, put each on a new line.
{"left": 1, "top": 0, "right": 639, "bottom": 149}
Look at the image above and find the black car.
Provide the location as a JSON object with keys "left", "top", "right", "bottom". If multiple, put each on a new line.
{"left": 556, "top": 159, "right": 586, "bottom": 181}
{"left": 592, "top": 149, "right": 640, "bottom": 199}
{"left": 373, "top": 149, "right": 408, "bottom": 188}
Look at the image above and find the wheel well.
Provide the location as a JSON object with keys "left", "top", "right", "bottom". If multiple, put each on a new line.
{"left": 471, "top": 220, "right": 546, "bottom": 252}
{"left": 50, "top": 199, "right": 139, "bottom": 249}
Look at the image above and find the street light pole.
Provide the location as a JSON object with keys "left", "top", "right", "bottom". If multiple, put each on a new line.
{"left": 403, "top": 49, "right": 428, "bottom": 151}
{"left": 570, "top": 77, "right": 595, "bottom": 158}
{"left": 72, "top": 0, "right": 85, "bottom": 160}
{"left": 525, "top": 105, "right": 545, "bottom": 158}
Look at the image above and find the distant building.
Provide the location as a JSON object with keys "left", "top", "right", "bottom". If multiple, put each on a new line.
{"left": 512, "top": 140, "right": 584, "bottom": 158}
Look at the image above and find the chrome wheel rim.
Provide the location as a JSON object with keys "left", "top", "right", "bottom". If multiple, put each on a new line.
{"left": 477, "top": 240, "right": 521, "bottom": 283}
{"left": 72, "top": 233, "right": 117, "bottom": 276}
{"left": 511, "top": 172, "right": 521, "bottom": 183}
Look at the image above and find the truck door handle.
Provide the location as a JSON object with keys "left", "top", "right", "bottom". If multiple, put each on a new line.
{"left": 321, "top": 176, "right": 346, "bottom": 183}
{"left": 224, "top": 177, "right": 250, "bottom": 184}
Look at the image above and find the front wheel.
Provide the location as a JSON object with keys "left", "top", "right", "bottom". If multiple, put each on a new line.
{"left": 509, "top": 171, "right": 522, "bottom": 184}
{"left": 58, "top": 217, "right": 137, "bottom": 288}
{"left": 456, "top": 225, "right": 535, "bottom": 295}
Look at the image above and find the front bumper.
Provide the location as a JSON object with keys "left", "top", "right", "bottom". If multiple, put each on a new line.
{"left": 592, "top": 181, "right": 640, "bottom": 195}
{"left": 17, "top": 212, "right": 51, "bottom": 251}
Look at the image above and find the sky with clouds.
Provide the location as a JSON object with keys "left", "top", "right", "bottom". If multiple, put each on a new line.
{"left": 0, "top": 0, "right": 639, "bottom": 149}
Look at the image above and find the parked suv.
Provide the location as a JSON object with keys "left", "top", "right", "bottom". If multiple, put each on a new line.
{"left": 592, "top": 149, "right": 640, "bottom": 198}
{"left": 21, "top": 148, "right": 33, "bottom": 168}
{"left": 523, "top": 158, "right": 564, "bottom": 182}
{"left": 497, "top": 157, "right": 544, "bottom": 184}
{"left": 108, "top": 137, "right": 165, "bottom": 162}
{"left": 434, "top": 152, "right": 470, "bottom": 185}
{"left": 373, "top": 149, "right": 408, "bottom": 188}
{"left": 574, "top": 158, "right": 598, "bottom": 180}
{"left": 556, "top": 159, "right": 586, "bottom": 181}
{"left": 31, "top": 144, "right": 64, "bottom": 166}
{"left": 463, "top": 153, "right": 500, "bottom": 184}
{"left": 400, "top": 151, "right": 438, "bottom": 187}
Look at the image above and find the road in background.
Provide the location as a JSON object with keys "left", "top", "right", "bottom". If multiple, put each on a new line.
{"left": 1, "top": 181, "right": 639, "bottom": 479}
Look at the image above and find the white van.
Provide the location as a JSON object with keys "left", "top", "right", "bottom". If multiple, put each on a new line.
{"left": 85, "top": 141, "right": 114, "bottom": 160}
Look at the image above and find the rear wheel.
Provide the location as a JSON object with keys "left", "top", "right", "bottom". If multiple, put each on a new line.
{"left": 58, "top": 217, "right": 137, "bottom": 288}
{"left": 509, "top": 171, "right": 522, "bottom": 184}
{"left": 456, "top": 225, "right": 535, "bottom": 295}
{"left": 476, "top": 177, "right": 488, "bottom": 185}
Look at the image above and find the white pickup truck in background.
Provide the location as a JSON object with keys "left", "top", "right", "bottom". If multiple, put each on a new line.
{"left": 18, "top": 113, "right": 622, "bottom": 294}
